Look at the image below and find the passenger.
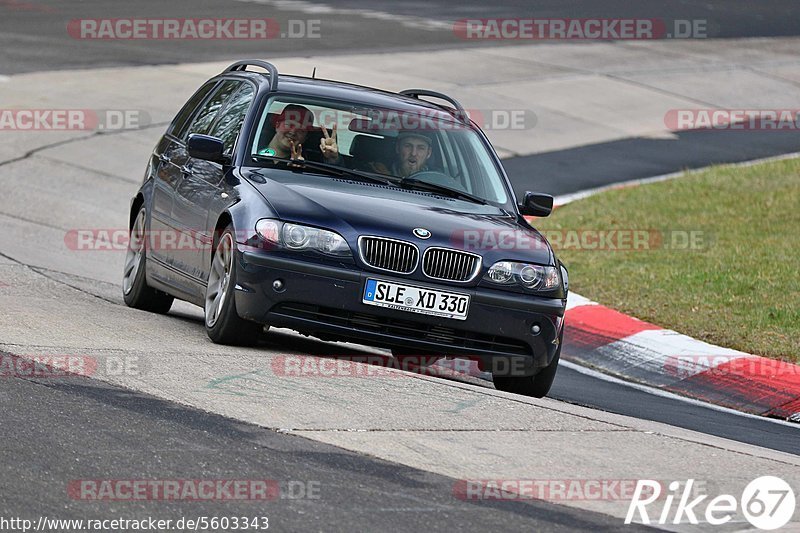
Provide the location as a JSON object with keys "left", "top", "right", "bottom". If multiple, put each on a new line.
{"left": 258, "top": 104, "right": 340, "bottom": 163}
{"left": 369, "top": 130, "right": 433, "bottom": 178}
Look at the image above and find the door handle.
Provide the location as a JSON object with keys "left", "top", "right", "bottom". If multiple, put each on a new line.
{"left": 180, "top": 165, "right": 193, "bottom": 175}
{"left": 158, "top": 153, "right": 170, "bottom": 164}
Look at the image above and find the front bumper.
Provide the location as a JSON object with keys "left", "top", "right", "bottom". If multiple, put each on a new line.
{"left": 236, "top": 249, "right": 566, "bottom": 372}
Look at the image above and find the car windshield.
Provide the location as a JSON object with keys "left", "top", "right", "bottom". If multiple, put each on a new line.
{"left": 249, "top": 96, "right": 510, "bottom": 205}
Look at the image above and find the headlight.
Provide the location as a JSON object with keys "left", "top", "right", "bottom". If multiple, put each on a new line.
{"left": 284, "top": 223, "right": 311, "bottom": 249}
{"left": 255, "top": 219, "right": 280, "bottom": 244}
{"left": 484, "top": 261, "right": 560, "bottom": 291}
{"left": 256, "top": 219, "right": 351, "bottom": 257}
{"left": 486, "top": 261, "right": 514, "bottom": 284}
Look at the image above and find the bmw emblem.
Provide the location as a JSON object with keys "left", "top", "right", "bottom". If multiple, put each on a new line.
{"left": 413, "top": 228, "right": 431, "bottom": 239}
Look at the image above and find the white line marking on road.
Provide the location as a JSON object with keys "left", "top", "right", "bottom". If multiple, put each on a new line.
{"left": 560, "top": 359, "right": 800, "bottom": 428}
{"left": 0, "top": 75, "right": 10, "bottom": 83}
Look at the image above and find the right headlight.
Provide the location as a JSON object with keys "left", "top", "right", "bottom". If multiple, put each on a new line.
{"left": 484, "top": 261, "right": 560, "bottom": 291}
{"left": 255, "top": 219, "right": 351, "bottom": 257}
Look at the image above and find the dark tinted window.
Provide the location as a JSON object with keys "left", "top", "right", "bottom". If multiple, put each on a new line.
{"left": 183, "top": 80, "right": 241, "bottom": 139}
{"left": 208, "top": 83, "right": 255, "bottom": 154}
{"left": 170, "top": 81, "right": 216, "bottom": 138}
{"left": 249, "top": 97, "right": 509, "bottom": 204}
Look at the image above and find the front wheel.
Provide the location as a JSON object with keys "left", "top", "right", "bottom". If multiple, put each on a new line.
{"left": 122, "top": 206, "right": 173, "bottom": 314}
{"left": 492, "top": 339, "right": 561, "bottom": 398}
{"left": 204, "top": 226, "right": 262, "bottom": 346}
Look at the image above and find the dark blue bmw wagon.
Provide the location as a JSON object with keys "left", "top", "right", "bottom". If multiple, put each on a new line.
{"left": 123, "top": 60, "right": 568, "bottom": 397}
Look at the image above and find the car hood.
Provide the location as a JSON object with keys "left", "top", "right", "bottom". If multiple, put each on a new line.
{"left": 244, "top": 169, "right": 554, "bottom": 265}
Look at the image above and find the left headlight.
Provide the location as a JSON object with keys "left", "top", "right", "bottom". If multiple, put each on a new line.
{"left": 255, "top": 219, "right": 351, "bottom": 257}
{"left": 484, "top": 261, "right": 560, "bottom": 291}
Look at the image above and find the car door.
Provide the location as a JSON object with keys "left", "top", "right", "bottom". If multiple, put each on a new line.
{"left": 169, "top": 79, "right": 242, "bottom": 283}
{"left": 184, "top": 82, "right": 256, "bottom": 282}
{"left": 150, "top": 80, "right": 217, "bottom": 267}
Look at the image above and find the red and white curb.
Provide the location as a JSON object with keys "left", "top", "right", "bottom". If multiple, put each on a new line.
{"left": 540, "top": 154, "right": 800, "bottom": 421}
{"left": 563, "top": 294, "right": 800, "bottom": 421}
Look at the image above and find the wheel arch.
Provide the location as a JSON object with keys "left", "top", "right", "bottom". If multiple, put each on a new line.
{"left": 215, "top": 196, "right": 267, "bottom": 247}
{"left": 129, "top": 194, "right": 145, "bottom": 230}
{"left": 128, "top": 179, "right": 154, "bottom": 230}
{"left": 212, "top": 211, "right": 234, "bottom": 249}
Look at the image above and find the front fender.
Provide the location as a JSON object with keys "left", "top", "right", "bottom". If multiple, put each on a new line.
{"left": 214, "top": 172, "right": 279, "bottom": 245}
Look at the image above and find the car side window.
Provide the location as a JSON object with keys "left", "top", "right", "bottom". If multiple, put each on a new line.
{"left": 183, "top": 80, "right": 241, "bottom": 139}
{"left": 208, "top": 83, "right": 255, "bottom": 155}
{"left": 169, "top": 81, "right": 217, "bottom": 138}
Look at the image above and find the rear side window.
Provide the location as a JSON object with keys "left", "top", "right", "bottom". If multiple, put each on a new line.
{"left": 170, "top": 81, "right": 216, "bottom": 138}
{"left": 183, "top": 80, "right": 241, "bottom": 139}
{"left": 208, "top": 83, "right": 255, "bottom": 154}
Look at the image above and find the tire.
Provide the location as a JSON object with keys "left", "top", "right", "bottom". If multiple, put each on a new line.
{"left": 204, "top": 225, "right": 262, "bottom": 346}
{"left": 122, "top": 206, "right": 174, "bottom": 314}
{"left": 492, "top": 338, "right": 561, "bottom": 398}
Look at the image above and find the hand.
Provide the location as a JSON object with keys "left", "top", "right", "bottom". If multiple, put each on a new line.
{"left": 368, "top": 161, "right": 390, "bottom": 175}
{"left": 289, "top": 140, "right": 304, "bottom": 161}
{"left": 319, "top": 124, "right": 339, "bottom": 162}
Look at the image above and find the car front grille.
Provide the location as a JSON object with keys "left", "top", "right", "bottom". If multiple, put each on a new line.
{"left": 271, "top": 303, "right": 532, "bottom": 356}
{"left": 422, "top": 247, "right": 482, "bottom": 282}
{"left": 358, "top": 236, "right": 418, "bottom": 274}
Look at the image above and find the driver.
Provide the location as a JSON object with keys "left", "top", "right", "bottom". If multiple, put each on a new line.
{"left": 259, "top": 104, "right": 340, "bottom": 163}
{"left": 369, "top": 130, "right": 433, "bottom": 178}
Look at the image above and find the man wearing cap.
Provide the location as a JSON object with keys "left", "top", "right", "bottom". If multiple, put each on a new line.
{"left": 369, "top": 130, "right": 433, "bottom": 178}
{"left": 259, "top": 104, "right": 340, "bottom": 163}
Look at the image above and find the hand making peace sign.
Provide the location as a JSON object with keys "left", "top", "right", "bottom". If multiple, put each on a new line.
{"left": 319, "top": 123, "right": 339, "bottom": 162}
{"left": 289, "top": 140, "right": 304, "bottom": 161}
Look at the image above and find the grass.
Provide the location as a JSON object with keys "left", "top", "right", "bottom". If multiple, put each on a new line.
{"left": 535, "top": 157, "right": 800, "bottom": 362}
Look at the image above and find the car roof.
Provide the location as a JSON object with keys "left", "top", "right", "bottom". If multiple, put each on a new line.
{"left": 222, "top": 70, "right": 462, "bottom": 122}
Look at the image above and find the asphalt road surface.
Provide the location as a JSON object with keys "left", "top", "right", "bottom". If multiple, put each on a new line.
{"left": 0, "top": 363, "right": 647, "bottom": 532}
{"left": 505, "top": 129, "right": 800, "bottom": 199}
{"left": 549, "top": 364, "right": 799, "bottom": 455}
{"left": 2, "top": 0, "right": 800, "bottom": 74}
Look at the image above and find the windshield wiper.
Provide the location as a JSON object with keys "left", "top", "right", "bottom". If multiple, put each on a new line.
{"left": 399, "top": 177, "right": 488, "bottom": 205}
{"left": 252, "top": 155, "right": 393, "bottom": 185}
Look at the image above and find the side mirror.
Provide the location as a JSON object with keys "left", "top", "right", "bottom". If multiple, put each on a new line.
{"left": 187, "top": 134, "right": 229, "bottom": 165}
{"left": 519, "top": 191, "right": 554, "bottom": 217}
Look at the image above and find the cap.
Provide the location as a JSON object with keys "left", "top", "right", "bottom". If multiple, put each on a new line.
{"left": 396, "top": 129, "right": 434, "bottom": 147}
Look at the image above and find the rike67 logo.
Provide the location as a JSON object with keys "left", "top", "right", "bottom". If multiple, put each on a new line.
{"left": 626, "top": 476, "right": 796, "bottom": 530}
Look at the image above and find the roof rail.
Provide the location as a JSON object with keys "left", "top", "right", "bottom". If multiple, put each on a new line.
{"left": 399, "top": 89, "right": 468, "bottom": 123}
{"left": 224, "top": 60, "right": 279, "bottom": 91}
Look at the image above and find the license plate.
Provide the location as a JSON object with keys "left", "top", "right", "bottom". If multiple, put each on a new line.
{"left": 362, "top": 278, "right": 470, "bottom": 320}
